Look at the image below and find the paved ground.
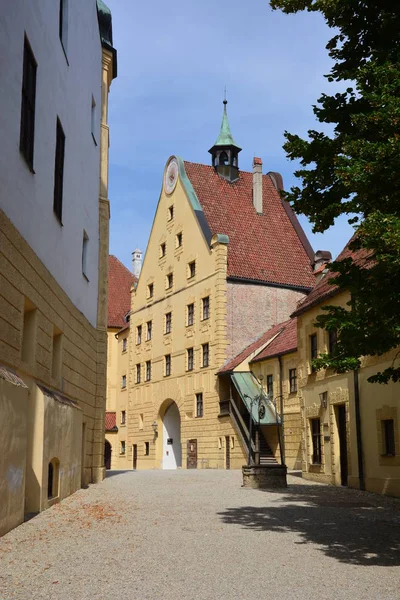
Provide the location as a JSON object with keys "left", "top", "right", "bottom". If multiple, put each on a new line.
{"left": 1, "top": 471, "right": 400, "bottom": 600}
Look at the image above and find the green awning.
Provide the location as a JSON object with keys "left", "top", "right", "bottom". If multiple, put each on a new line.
{"left": 230, "top": 372, "right": 280, "bottom": 425}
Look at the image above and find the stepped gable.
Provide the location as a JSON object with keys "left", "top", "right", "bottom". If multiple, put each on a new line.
{"left": 292, "top": 237, "right": 373, "bottom": 317}
{"left": 252, "top": 317, "right": 297, "bottom": 362}
{"left": 108, "top": 255, "right": 136, "bottom": 328}
{"left": 219, "top": 320, "right": 290, "bottom": 374}
{"left": 183, "top": 161, "right": 315, "bottom": 290}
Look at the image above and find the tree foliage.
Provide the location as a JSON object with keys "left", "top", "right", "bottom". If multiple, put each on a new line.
{"left": 270, "top": 1, "right": 400, "bottom": 383}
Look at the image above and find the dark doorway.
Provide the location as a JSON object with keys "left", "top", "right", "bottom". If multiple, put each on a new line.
{"left": 187, "top": 439, "right": 197, "bottom": 469}
{"left": 104, "top": 440, "right": 112, "bottom": 470}
{"left": 337, "top": 405, "right": 348, "bottom": 486}
{"left": 225, "top": 436, "right": 231, "bottom": 470}
{"left": 133, "top": 444, "right": 137, "bottom": 470}
{"left": 48, "top": 462, "right": 54, "bottom": 498}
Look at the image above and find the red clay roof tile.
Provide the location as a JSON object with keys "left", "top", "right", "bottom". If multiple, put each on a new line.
{"left": 183, "top": 162, "right": 315, "bottom": 289}
{"left": 108, "top": 256, "right": 136, "bottom": 328}
{"left": 105, "top": 411, "right": 117, "bottom": 431}
{"left": 252, "top": 318, "right": 297, "bottom": 362}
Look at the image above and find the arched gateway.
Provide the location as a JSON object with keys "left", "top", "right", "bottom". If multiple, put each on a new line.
{"left": 161, "top": 402, "right": 182, "bottom": 470}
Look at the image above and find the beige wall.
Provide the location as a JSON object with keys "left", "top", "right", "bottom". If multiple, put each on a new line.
{"left": 0, "top": 377, "right": 28, "bottom": 536}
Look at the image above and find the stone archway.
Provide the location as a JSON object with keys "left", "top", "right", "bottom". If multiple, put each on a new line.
{"left": 104, "top": 440, "right": 112, "bottom": 470}
{"left": 161, "top": 401, "right": 182, "bottom": 470}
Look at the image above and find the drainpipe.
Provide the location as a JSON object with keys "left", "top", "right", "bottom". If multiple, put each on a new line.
{"left": 353, "top": 369, "right": 365, "bottom": 491}
{"left": 278, "top": 356, "right": 286, "bottom": 466}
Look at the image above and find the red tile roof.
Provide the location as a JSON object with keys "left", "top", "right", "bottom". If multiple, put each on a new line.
{"left": 292, "top": 237, "right": 373, "bottom": 317}
{"left": 219, "top": 320, "right": 291, "bottom": 374}
{"left": 108, "top": 256, "right": 136, "bottom": 328}
{"left": 252, "top": 318, "right": 297, "bottom": 362}
{"left": 105, "top": 412, "right": 117, "bottom": 431}
{"left": 183, "top": 162, "right": 315, "bottom": 289}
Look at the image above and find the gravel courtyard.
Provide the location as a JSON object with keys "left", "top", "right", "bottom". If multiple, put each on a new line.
{"left": 1, "top": 471, "right": 399, "bottom": 600}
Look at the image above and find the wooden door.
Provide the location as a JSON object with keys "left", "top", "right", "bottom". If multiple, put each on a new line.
{"left": 225, "top": 436, "right": 231, "bottom": 470}
{"left": 187, "top": 439, "right": 197, "bottom": 469}
{"left": 337, "top": 405, "right": 348, "bottom": 486}
{"left": 133, "top": 444, "right": 137, "bottom": 470}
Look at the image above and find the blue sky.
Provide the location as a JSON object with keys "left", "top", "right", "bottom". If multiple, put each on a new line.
{"left": 106, "top": 0, "right": 354, "bottom": 270}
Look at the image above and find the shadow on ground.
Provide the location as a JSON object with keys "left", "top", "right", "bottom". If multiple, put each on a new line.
{"left": 105, "top": 469, "right": 135, "bottom": 478}
{"left": 218, "top": 484, "right": 400, "bottom": 567}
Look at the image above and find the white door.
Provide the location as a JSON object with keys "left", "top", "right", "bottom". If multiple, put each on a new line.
{"left": 162, "top": 403, "right": 182, "bottom": 470}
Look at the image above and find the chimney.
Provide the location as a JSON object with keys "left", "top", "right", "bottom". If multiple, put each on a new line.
{"left": 253, "top": 157, "right": 263, "bottom": 214}
{"left": 131, "top": 248, "right": 143, "bottom": 279}
{"left": 313, "top": 250, "right": 332, "bottom": 281}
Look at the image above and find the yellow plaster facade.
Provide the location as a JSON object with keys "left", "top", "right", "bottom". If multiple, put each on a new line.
{"left": 297, "top": 291, "right": 400, "bottom": 497}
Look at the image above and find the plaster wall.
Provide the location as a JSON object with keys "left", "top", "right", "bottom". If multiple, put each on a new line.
{"left": 0, "top": 378, "right": 28, "bottom": 536}
{"left": 226, "top": 282, "right": 306, "bottom": 361}
{"left": 0, "top": 0, "right": 102, "bottom": 326}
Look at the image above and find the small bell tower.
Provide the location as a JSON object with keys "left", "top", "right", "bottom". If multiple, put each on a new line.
{"left": 208, "top": 99, "right": 241, "bottom": 183}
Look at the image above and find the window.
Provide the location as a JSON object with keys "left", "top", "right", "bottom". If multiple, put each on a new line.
{"left": 289, "top": 368, "right": 297, "bottom": 394}
{"left": 382, "top": 420, "right": 395, "bottom": 456}
{"left": 59, "top": 0, "right": 69, "bottom": 53}
{"left": 139, "top": 413, "right": 144, "bottom": 429}
{"left": 202, "top": 343, "right": 209, "bottom": 368}
{"left": 165, "top": 312, "right": 172, "bottom": 334}
{"left": 47, "top": 458, "right": 59, "bottom": 499}
{"left": 310, "top": 333, "right": 318, "bottom": 371}
{"left": 82, "top": 230, "right": 89, "bottom": 280}
{"left": 176, "top": 232, "right": 182, "bottom": 248}
{"left": 160, "top": 242, "right": 166, "bottom": 258}
{"left": 167, "top": 273, "right": 173, "bottom": 289}
{"left": 53, "top": 118, "right": 66, "bottom": 223}
{"left": 121, "top": 411, "right": 126, "bottom": 425}
{"left": 266, "top": 375, "right": 273, "bottom": 397}
{"left": 311, "top": 418, "right": 321, "bottom": 464}
{"left": 187, "top": 303, "right": 194, "bottom": 326}
{"left": 21, "top": 298, "right": 37, "bottom": 365}
{"left": 120, "top": 441, "right": 126, "bottom": 455}
{"left": 122, "top": 337, "right": 127, "bottom": 352}
{"left": 20, "top": 36, "right": 37, "bottom": 170}
{"left": 145, "top": 441, "right": 150, "bottom": 456}
{"left": 168, "top": 205, "right": 174, "bottom": 221}
{"left": 188, "top": 261, "right": 196, "bottom": 279}
{"left": 196, "top": 393, "right": 203, "bottom": 417}
{"left": 145, "top": 360, "right": 151, "bottom": 382}
{"left": 202, "top": 296, "right": 210, "bottom": 320}
{"left": 328, "top": 329, "right": 338, "bottom": 355}
{"left": 136, "top": 325, "right": 142, "bottom": 345}
{"left": 52, "top": 328, "right": 63, "bottom": 380}
{"left": 121, "top": 375, "right": 127, "bottom": 389}
{"left": 148, "top": 283, "right": 154, "bottom": 299}
{"left": 146, "top": 320, "right": 152, "bottom": 341}
{"left": 187, "top": 347, "right": 194, "bottom": 371}
{"left": 136, "top": 363, "right": 141, "bottom": 384}
{"left": 165, "top": 354, "right": 171, "bottom": 377}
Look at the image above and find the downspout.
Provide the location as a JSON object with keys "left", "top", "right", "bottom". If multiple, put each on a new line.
{"left": 278, "top": 356, "right": 286, "bottom": 466}
{"left": 353, "top": 369, "right": 365, "bottom": 490}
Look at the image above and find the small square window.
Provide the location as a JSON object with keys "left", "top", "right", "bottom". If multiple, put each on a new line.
{"left": 165, "top": 312, "right": 172, "bottom": 334}
{"left": 148, "top": 283, "right": 154, "bottom": 299}
{"left": 187, "top": 303, "right": 194, "bottom": 326}
{"left": 136, "top": 363, "right": 141, "bottom": 384}
{"left": 145, "top": 441, "right": 150, "bottom": 456}
{"left": 136, "top": 325, "right": 142, "bottom": 345}
{"left": 121, "top": 374, "right": 127, "bottom": 389}
{"left": 176, "top": 232, "right": 182, "bottom": 248}
{"left": 121, "top": 410, "right": 126, "bottom": 425}
{"left": 266, "top": 375, "right": 273, "bottom": 397}
{"left": 196, "top": 392, "right": 203, "bottom": 418}
{"left": 168, "top": 205, "right": 174, "bottom": 221}
{"left": 145, "top": 360, "right": 151, "bottom": 382}
{"left": 289, "top": 369, "right": 297, "bottom": 393}
{"left": 187, "top": 347, "right": 194, "bottom": 371}
{"left": 146, "top": 320, "right": 152, "bottom": 341}
{"left": 202, "top": 343, "right": 209, "bottom": 368}
{"left": 120, "top": 441, "right": 126, "bottom": 455}
{"left": 165, "top": 354, "right": 171, "bottom": 377}
{"left": 160, "top": 242, "right": 166, "bottom": 258}
{"left": 122, "top": 337, "right": 127, "bottom": 352}
{"left": 167, "top": 273, "right": 173, "bottom": 289}
{"left": 202, "top": 296, "right": 210, "bottom": 320}
{"left": 188, "top": 261, "right": 196, "bottom": 279}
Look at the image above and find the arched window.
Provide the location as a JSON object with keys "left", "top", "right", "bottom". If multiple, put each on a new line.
{"left": 219, "top": 151, "right": 228, "bottom": 166}
{"left": 48, "top": 458, "right": 60, "bottom": 499}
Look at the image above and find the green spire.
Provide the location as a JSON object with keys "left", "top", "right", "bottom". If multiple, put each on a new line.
{"left": 213, "top": 100, "right": 241, "bottom": 149}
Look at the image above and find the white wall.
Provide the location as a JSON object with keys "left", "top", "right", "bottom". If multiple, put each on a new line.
{"left": 0, "top": 0, "right": 102, "bottom": 326}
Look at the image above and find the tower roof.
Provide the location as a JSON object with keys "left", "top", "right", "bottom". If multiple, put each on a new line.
{"left": 211, "top": 100, "right": 241, "bottom": 151}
